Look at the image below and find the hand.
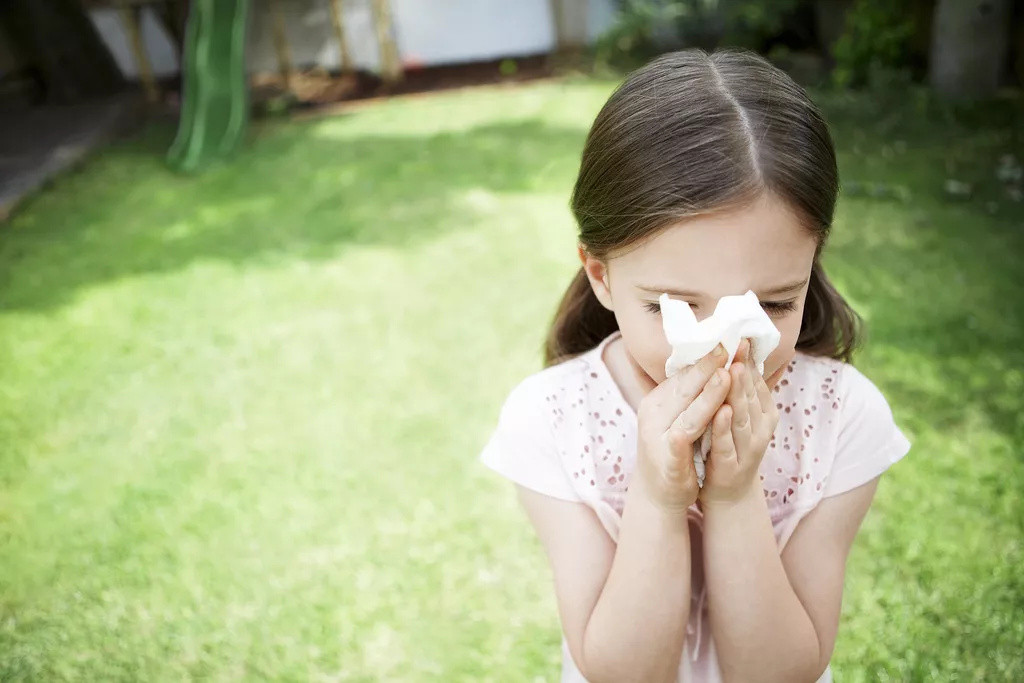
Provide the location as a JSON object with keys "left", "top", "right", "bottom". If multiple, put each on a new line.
{"left": 634, "top": 343, "right": 733, "bottom": 516}
{"left": 700, "top": 338, "right": 780, "bottom": 505}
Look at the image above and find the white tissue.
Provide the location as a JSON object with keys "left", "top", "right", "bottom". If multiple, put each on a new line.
{"left": 659, "top": 290, "right": 781, "bottom": 487}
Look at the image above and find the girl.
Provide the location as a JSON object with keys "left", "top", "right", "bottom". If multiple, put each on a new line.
{"left": 478, "top": 49, "right": 911, "bottom": 683}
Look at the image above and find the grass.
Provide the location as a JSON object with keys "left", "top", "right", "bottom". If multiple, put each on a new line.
{"left": 1, "top": 77, "right": 1022, "bottom": 681}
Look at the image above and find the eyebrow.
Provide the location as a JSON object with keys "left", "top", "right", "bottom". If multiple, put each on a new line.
{"left": 637, "top": 277, "right": 809, "bottom": 299}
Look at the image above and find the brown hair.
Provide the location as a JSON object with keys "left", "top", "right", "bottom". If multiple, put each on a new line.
{"left": 543, "top": 48, "right": 862, "bottom": 367}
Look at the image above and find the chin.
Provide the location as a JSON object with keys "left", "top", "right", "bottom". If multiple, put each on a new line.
{"left": 764, "top": 362, "right": 787, "bottom": 389}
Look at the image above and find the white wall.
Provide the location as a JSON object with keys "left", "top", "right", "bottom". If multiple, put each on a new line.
{"left": 89, "top": 7, "right": 180, "bottom": 78}
{"left": 89, "top": 0, "right": 617, "bottom": 79}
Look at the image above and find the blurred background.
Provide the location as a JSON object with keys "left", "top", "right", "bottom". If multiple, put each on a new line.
{"left": 1, "top": 0, "right": 1022, "bottom": 680}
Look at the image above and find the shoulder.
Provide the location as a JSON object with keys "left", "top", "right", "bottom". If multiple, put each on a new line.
{"left": 788, "top": 351, "right": 901, "bottom": 427}
{"left": 762, "top": 352, "right": 910, "bottom": 547}
{"left": 498, "top": 352, "right": 596, "bottom": 425}
{"left": 797, "top": 353, "right": 911, "bottom": 498}
{"left": 479, "top": 350, "right": 600, "bottom": 504}
{"left": 781, "top": 351, "right": 891, "bottom": 419}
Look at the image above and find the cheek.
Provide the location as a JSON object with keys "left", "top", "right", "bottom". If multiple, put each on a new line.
{"left": 617, "top": 309, "right": 669, "bottom": 383}
{"left": 763, "top": 313, "right": 802, "bottom": 382}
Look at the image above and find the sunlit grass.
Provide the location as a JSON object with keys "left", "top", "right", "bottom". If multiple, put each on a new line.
{"left": 1, "top": 78, "right": 1022, "bottom": 680}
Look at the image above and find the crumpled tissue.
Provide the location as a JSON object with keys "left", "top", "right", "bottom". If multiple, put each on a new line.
{"left": 659, "top": 290, "right": 781, "bottom": 487}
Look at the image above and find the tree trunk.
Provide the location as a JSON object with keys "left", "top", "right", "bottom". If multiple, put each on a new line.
{"left": 117, "top": 2, "right": 160, "bottom": 103}
{"left": 929, "top": 0, "right": 1013, "bottom": 98}
{"left": 549, "top": 0, "right": 588, "bottom": 50}
{"left": 814, "top": 0, "right": 854, "bottom": 59}
{"left": 371, "top": 0, "right": 401, "bottom": 83}
{"left": 328, "top": 0, "right": 353, "bottom": 73}
{"left": 268, "top": 0, "right": 294, "bottom": 92}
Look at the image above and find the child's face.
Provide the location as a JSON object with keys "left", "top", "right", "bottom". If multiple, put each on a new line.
{"left": 580, "top": 193, "right": 818, "bottom": 388}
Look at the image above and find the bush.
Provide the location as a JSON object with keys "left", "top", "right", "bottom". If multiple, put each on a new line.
{"left": 596, "top": 0, "right": 805, "bottom": 68}
{"left": 830, "top": 0, "right": 917, "bottom": 88}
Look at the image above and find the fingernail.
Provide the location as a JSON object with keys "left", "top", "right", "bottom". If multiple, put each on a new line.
{"left": 713, "top": 345, "right": 726, "bottom": 358}
{"left": 711, "top": 371, "right": 722, "bottom": 386}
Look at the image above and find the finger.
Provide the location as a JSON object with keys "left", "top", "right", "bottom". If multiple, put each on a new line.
{"left": 645, "top": 344, "right": 728, "bottom": 433}
{"left": 728, "top": 361, "right": 752, "bottom": 458}
{"left": 673, "top": 343, "right": 730, "bottom": 400}
{"left": 667, "top": 366, "right": 731, "bottom": 445}
{"left": 740, "top": 345, "right": 761, "bottom": 434}
{"left": 753, "top": 358, "right": 773, "bottom": 414}
{"left": 710, "top": 404, "right": 736, "bottom": 462}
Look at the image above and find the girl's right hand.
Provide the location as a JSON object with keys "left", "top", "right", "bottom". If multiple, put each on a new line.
{"left": 633, "top": 343, "right": 732, "bottom": 516}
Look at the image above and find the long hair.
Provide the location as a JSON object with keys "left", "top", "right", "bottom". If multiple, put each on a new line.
{"left": 543, "top": 48, "right": 862, "bottom": 367}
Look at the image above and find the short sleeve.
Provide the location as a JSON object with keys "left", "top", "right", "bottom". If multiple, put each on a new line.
{"left": 478, "top": 376, "right": 583, "bottom": 502}
{"left": 821, "top": 364, "right": 912, "bottom": 498}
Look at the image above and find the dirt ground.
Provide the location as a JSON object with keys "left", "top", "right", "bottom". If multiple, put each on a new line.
{"left": 248, "top": 54, "right": 568, "bottom": 115}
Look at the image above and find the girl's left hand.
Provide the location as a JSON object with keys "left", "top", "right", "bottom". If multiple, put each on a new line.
{"left": 700, "top": 338, "right": 780, "bottom": 505}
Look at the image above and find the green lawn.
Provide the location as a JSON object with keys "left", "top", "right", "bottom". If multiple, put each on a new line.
{"left": 1, "top": 78, "right": 1022, "bottom": 681}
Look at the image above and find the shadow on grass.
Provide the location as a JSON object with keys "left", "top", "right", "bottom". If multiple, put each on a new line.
{"left": 0, "top": 117, "right": 586, "bottom": 312}
{"left": 3, "top": 94, "right": 1023, "bottom": 453}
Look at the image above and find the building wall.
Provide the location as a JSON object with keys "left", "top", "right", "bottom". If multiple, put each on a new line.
{"left": 89, "top": 0, "right": 616, "bottom": 79}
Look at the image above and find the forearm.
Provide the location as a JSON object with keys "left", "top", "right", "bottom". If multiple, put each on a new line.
{"left": 582, "top": 479, "right": 693, "bottom": 683}
{"left": 702, "top": 483, "right": 821, "bottom": 683}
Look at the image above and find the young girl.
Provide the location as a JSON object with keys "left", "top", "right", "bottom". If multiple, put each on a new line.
{"left": 478, "top": 49, "right": 912, "bottom": 683}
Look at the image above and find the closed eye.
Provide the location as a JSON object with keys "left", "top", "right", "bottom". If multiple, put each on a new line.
{"left": 644, "top": 300, "right": 797, "bottom": 316}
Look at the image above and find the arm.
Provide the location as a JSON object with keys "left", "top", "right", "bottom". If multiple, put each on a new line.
{"left": 701, "top": 476, "right": 880, "bottom": 683}
{"left": 516, "top": 477, "right": 694, "bottom": 683}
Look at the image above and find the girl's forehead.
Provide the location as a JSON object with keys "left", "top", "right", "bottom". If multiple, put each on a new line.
{"left": 613, "top": 197, "right": 817, "bottom": 295}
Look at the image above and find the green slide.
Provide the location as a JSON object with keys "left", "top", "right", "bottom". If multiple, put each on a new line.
{"left": 167, "top": 0, "right": 250, "bottom": 172}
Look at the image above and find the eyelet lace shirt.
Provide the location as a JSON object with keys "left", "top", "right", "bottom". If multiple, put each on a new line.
{"left": 479, "top": 330, "right": 912, "bottom": 682}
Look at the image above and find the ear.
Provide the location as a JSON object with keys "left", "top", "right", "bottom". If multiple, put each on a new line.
{"left": 577, "top": 244, "right": 615, "bottom": 312}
